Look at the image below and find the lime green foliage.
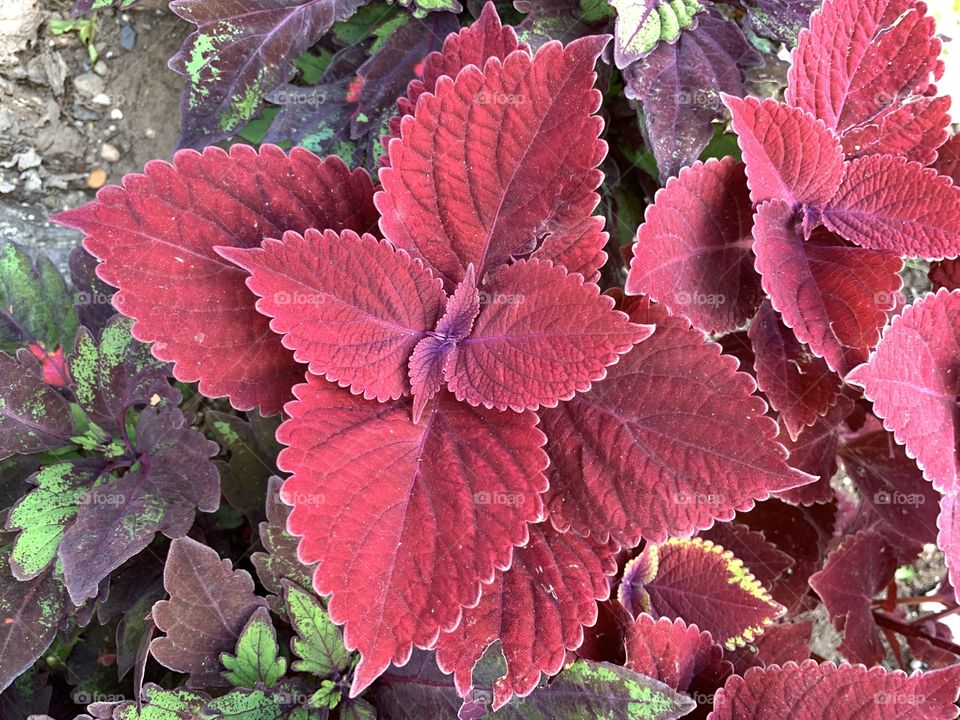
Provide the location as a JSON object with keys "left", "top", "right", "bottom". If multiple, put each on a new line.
{"left": 205, "top": 687, "right": 318, "bottom": 719}
{"left": 331, "top": 4, "right": 404, "bottom": 45}
{"left": 238, "top": 107, "right": 280, "bottom": 144}
{"left": 611, "top": 0, "right": 702, "bottom": 59}
{"left": 285, "top": 583, "right": 352, "bottom": 677}
{"left": 293, "top": 50, "right": 333, "bottom": 85}
{"left": 0, "top": 242, "right": 78, "bottom": 356}
{"left": 221, "top": 608, "right": 287, "bottom": 687}
{"left": 113, "top": 686, "right": 213, "bottom": 720}
{"left": 308, "top": 679, "right": 341, "bottom": 710}
{"left": 580, "top": 0, "right": 616, "bottom": 22}
{"left": 48, "top": 18, "right": 98, "bottom": 62}
{"left": 6, "top": 463, "right": 100, "bottom": 579}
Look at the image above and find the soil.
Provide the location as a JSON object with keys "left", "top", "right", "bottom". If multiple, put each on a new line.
{"left": 0, "top": 0, "right": 186, "bottom": 270}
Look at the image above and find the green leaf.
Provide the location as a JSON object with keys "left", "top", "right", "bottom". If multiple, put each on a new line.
{"left": 308, "top": 679, "right": 341, "bottom": 710}
{"left": 112, "top": 684, "right": 215, "bottom": 720}
{"left": 293, "top": 49, "right": 333, "bottom": 85}
{"left": 284, "top": 581, "right": 352, "bottom": 678}
{"left": 5, "top": 461, "right": 105, "bottom": 579}
{"left": 330, "top": 4, "right": 405, "bottom": 45}
{"left": 0, "top": 241, "right": 78, "bottom": 356}
{"left": 205, "top": 687, "right": 294, "bottom": 719}
{"left": 221, "top": 606, "right": 287, "bottom": 687}
{"left": 339, "top": 697, "right": 376, "bottom": 719}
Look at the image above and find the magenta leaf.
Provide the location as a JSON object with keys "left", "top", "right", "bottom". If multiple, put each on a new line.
{"left": 623, "top": 11, "right": 761, "bottom": 181}
{"left": 445, "top": 260, "right": 651, "bottom": 411}
{"left": 752, "top": 199, "right": 903, "bottom": 376}
{"left": 624, "top": 615, "right": 731, "bottom": 693}
{"left": 434, "top": 523, "right": 617, "bottom": 710}
{"left": 699, "top": 522, "right": 795, "bottom": 592}
{"left": 839, "top": 426, "right": 940, "bottom": 561}
{"left": 619, "top": 538, "right": 786, "bottom": 650}
{"left": 839, "top": 96, "right": 952, "bottom": 166}
{"left": 775, "top": 396, "right": 854, "bottom": 506}
{"left": 723, "top": 96, "right": 844, "bottom": 207}
{"left": 808, "top": 530, "right": 897, "bottom": 665}
{"left": 847, "top": 289, "right": 960, "bottom": 492}
{"left": 822, "top": 155, "right": 960, "bottom": 258}
{"left": 54, "top": 146, "right": 378, "bottom": 415}
{"left": 930, "top": 259, "right": 960, "bottom": 292}
{"left": 168, "top": 0, "right": 367, "bottom": 148}
{"left": 787, "top": 0, "right": 944, "bottom": 139}
{"left": 934, "top": 134, "right": 960, "bottom": 181}
{"left": 748, "top": 300, "right": 844, "bottom": 441}
{"left": 217, "top": 229, "right": 445, "bottom": 404}
{"left": 0, "top": 351, "right": 74, "bottom": 459}
{"left": 626, "top": 157, "right": 764, "bottom": 334}
{"left": 710, "top": 661, "right": 960, "bottom": 720}
{"left": 542, "top": 295, "right": 813, "bottom": 546}
{"left": 276, "top": 374, "right": 548, "bottom": 695}
{"left": 376, "top": 36, "right": 609, "bottom": 287}
{"left": 150, "top": 537, "right": 267, "bottom": 687}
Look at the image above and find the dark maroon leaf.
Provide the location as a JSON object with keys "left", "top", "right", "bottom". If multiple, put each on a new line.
{"left": 699, "top": 522, "right": 794, "bottom": 592}
{"left": 625, "top": 614, "right": 731, "bottom": 693}
{"left": 150, "top": 537, "right": 267, "bottom": 687}
{"left": 739, "top": 0, "right": 818, "bottom": 44}
{"left": 624, "top": 11, "right": 761, "bottom": 180}
{"left": 930, "top": 259, "right": 960, "bottom": 292}
{"left": 726, "top": 619, "right": 813, "bottom": 673}
{"left": 169, "top": 0, "right": 368, "bottom": 148}
{"left": 809, "top": 530, "right": 897, "bottom": 665}
{"left": 0, "top": 351, "right": 74, "bottom": 459}
{"left": 68, "top": 245, "right": 115, "bottom": 335}
{"left": 251, "top": 477, "right": 316, "bottom": 603}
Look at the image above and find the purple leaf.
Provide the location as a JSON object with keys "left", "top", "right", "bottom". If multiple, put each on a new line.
{"left": 0, "top": 351, "right": 74, "bottom": 459}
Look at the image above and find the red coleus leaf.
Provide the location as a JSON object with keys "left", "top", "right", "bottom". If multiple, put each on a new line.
{"left": 723, "top": 96, "right": 844, "bottom": 207}
{"left": 775, "top": 396, "right": 854, "bottom": 506}
{"left": 392, "top": 2, "right": 528, "bottom": 133}
{"left": 434, "top": 522, "right": 617, "bottom": 710}
{"left": 727, "top": 620, "right": 813, "bottom": 673}
{"left": 938, "top": 494, "right": 960, "bottom": 604}
{"left": 541, "top": 295, "right": 812, "bottom": 547}
{"left": 626, "top": 157, "right": 764, "bottom": 334}
{"left": 444, "top": 260, "right": 651, "bottom": 412}
{"left": 624, "top": 615, "right": 731, "bottom": 693}
{"left": 698, "top": 522, "right": 794, "bottom": 592}
{"left": 847, "top": 289, "right": 960, "bottom": 492}
{"left": 752, "top": 199, "right": 903, "bottom": 376}
{"left": 787, "top": 0, "right": 943, "bottom": 138}
{"left": 808, "top": 530, "right": 897, "bottom": 665}
{"left": 710, "top": 661, "right": 960, "bottom": 720}
{"left": 619, "top": 538, "right": 786, "bottom": 650}
{"left": 276, "top": 374, "right": 548, "bottom": 695}
{"left": 748, "top": 300, "right": 844, "bottom": 441}
{"left": 930, "top": 259, "right": 960, "bottom": 292}
{"left": 217, "top": 229, "right": 445, "bottom": 404}
{"left": 934, "top": 134, "right": 960, "bottom": 181}
{"left": 821, "top": 155, "right": 960, "bottom": 259}
{"left": 840, "top": 96, "right": 952, "bottom": 166}
{"left": 376, "top": 36, "right": 608, "bottom": 287}
{"left": 53, "top": 145, "right": 378, "bottom": 415}
{"left": 839, "top": 425, "right": 940, "bottom": 561}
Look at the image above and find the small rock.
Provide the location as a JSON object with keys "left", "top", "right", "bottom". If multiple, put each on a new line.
{"left": 73, "top": 72, "right": 105, "bottom": 101}
{"left": 120, "top": 25, "right": 137, "bottom": 51}
{"left": 21, "top": 169, "right": 42, "bottom": 193}
{"left": 0, "top": 179, "right": 14, "bottom": 194}
{"left": 14, "top": 148, "right": 42, "bottom": 170}
{"left": 91, "top": 93, "right": 111, "bottom": 106}
{"left": 42, "top": 51, "right": 68, "bottom": 95}
{"left": 144, "top": 127, "right": 157, "bottom": 139}
{"left": 93, "top": 60, "right": 108, "bottom": 76}
{"left": 109, "top": 107, "right": 123, "bottom": 120}
{"left": 72, "top": 104, "right": 101, "bottom": 122}
{"left": 100, "top": 143, "right": 120, "bottom": 163}
{"left": 87, "top": 169, "right": 107, "bottom": 189}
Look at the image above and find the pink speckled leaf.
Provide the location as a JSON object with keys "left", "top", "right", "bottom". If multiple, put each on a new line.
{"left": 53, "top": 145, "right": 378, "bottom": 415}
{"left": 626, "top": 157, "right": 763, "bottom": 334}
{"left": 434, "top": 523, "right": 617, "bottom": 710}
{"left": 377, "top": 36, "right": 608, "bottom": 288}
{"left": 808, "top": 530, "right": 897, "bottom": 665}
{"left": 723, "top": 96, "right": 844, "bottom": 207}
{"left": 847, "top": 289, "right": 960, "bottom": 492}
{"left": 445, "top": 261, "right": 651, "bottom": 412}
{"left": 619, "top": 538, "right": 786, "bottom": 651}
{"left": 752, "top": 199, "right": 903, "bottom": 376}
{"left": 749, "top": 300, "right": 844, "bottom": 441}
{"left": 710, "top": 661, "right": 960, "bottom": 720}
{"left": 276, "top": 375, "right": 548, "bottom": 695}
{"left": 822, "top": 155, "right": 960, "bottom": 259}
{"left": 541, "top": 295, "right": 812, "bottom": 547}
{"left": 216, "top": 229, "right": 445, "bottom": 404}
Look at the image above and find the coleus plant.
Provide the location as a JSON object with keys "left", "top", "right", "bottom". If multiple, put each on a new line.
{"left": 1, "top": 0, "right": 959, "bottom": 717}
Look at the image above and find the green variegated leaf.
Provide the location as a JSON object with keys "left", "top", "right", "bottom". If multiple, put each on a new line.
{"left": 285, "top": 582, "right": 351, "bottom": 678}
{"left": 609, "top": 0, "right": 702, "bottom": 68}
{"left": 221, "top": 606, "right": 287, "bottom": 687}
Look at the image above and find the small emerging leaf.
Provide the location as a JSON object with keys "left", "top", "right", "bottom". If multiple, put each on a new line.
{"left": 221, "top": 606, "right": 287, "bottom": 688}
